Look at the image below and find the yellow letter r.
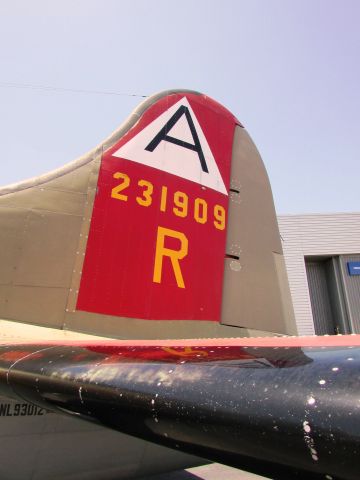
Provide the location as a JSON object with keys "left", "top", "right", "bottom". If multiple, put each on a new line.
{"left": 153, "top": 227, "right": 188, "bottom": 289}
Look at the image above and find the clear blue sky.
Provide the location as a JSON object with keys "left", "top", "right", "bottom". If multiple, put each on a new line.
{"left": 0, "top": 0, "right": 359, "bottom": 213}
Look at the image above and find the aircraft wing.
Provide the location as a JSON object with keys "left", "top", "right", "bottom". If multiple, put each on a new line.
{"left": 0, "top": 335, "right": 359, "bottom": 480}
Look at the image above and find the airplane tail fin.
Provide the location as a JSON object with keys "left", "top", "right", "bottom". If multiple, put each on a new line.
{"left": 0, "top": 89, "right": 296, "bottom": 338}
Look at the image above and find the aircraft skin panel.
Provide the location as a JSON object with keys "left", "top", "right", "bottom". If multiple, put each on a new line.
{"left": 0, "top": 394, "right": 203, "bottom": 480}
{"left": 221, "top": 127, "right": 295, "bottom": 333}
{"left": 0, "top": 335, "right": 359, "bottom": 480}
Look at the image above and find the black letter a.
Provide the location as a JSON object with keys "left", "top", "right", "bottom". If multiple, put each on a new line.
{"left": 145, "top": 105, "right": 208, "bottom": 173}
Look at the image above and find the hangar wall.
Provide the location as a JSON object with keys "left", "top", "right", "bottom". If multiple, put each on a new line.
{"left": 278, "top": 213, "right": 360, "bottom": 335}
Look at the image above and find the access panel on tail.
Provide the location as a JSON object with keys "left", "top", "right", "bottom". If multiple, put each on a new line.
{"left": 0, "top": 89, "right": 295, "bottom": 337}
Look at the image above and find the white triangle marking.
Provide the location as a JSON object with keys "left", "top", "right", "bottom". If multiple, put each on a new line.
{"left": 112, "top": 97, "right": 228, "bottom": 195}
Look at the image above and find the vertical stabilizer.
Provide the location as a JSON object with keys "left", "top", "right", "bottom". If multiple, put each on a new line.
{"left": 0, "top": 89, "right": 295, "bottom": 337}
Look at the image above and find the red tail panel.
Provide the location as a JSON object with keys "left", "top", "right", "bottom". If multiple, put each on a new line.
{"left": 77, "top": 93, "right": 236, "bottom": 320}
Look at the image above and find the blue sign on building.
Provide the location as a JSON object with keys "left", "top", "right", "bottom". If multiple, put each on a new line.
{"left": 347, "top": 262, "right": 360, "bottom": 276}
